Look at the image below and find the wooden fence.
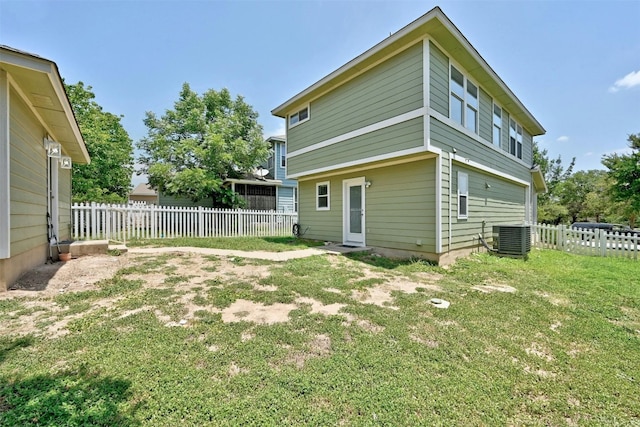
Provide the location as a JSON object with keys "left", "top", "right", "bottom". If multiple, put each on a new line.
{"left": 532, "top": 223, "right": 639, "bottom": 260}
{"left": 72, "top": 203, "right": 298, "bottom": 243}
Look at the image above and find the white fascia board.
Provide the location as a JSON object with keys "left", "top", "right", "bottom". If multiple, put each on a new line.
{"left": 225, "top": 178, "right": 283, "bottom": 186}
{"left": 288, "top": 107, "right": 425, "bottom": 159}
{"left": 430, "top": 110, "right": 532, "bottom": 170}
{"left": 0, "top": 70, "right": 10, "bottom": 258}
{"left": 288, "top": 146, "right": 429, "bottom": 179}
{"left": 452, "top": 153, "right": 529, "bottom": 187}
{"left": 0, "top": 47, "right": 53, "bottom": 74}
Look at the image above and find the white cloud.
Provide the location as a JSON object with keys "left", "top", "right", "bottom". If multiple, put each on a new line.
{"left": 608, "top": 69, "right": 640, "bottom": 93}
{"left": 585, "top": 152, "right": 593, "bottom": 156}
{"left": 556, "top": 136, "right": 569, "bottom": 142}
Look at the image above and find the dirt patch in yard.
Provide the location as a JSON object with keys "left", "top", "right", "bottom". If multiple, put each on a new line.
{"left": 1, "top": 250, "right": 444, "bottom": 337}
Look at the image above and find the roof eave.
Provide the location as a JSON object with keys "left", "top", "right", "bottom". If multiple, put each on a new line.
{"left": 271, "top": 7, "right": 545, "bottom": 136}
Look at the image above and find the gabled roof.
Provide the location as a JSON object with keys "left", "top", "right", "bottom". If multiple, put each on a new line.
{"left": 130, "top": 183, "right": 157, "bottom": 196}
{"left": 0, "top": 45, "right": 90, "bottom": 164}
{"left": 266, "top": 135, "right": 286, "bottom": 143}
{"left": 272, "top": 7, "right": 545, "bottom": 136}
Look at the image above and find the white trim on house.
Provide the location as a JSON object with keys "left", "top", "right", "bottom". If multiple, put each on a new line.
{"left": 448, "top": 154, "right": 453, "bottom": 251}
{"left": 342, "top": 177, "right": 366, "bottom": 247}
{"left": 288, "top": 107, "right": 425, "bottom": 159}
{"left": 451, "top": 152, "right": 529, "bottom": 187}
{"left": 288, "top": 146, "right": 430, "bottom": 179}
{"left": 435, "top": 156, "right": 442, "bottom": 252}
{"left": 430, "top": 109, "right": 531, "bottom": 169}
{"left": 423, "top": 38, "right": 431, "bottom": 150}
{"left": 0, "top": 70, "right": 10, "bottom": 259}
{"left": 288, "top": 105, "right": 310, "bottom": 129}
{"left": 296, "top": 152, "right": 436, "bottom": 182}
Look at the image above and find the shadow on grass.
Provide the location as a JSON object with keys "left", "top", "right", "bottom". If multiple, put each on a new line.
{"left": 345, "top": 252, "right": 436, "bottom": 270}
{"left": 0, "top": 336, "right": 35, "bottom": 365}
{"left": 260, "top": 236, "right": 324, "bottom": 247}
{"left": 0, "top": 365, "right": 139, "bottom": 426}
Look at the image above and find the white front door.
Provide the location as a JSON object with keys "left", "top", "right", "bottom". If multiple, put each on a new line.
{"left": 343, "top": 177, "right": 365, "bottom": 246}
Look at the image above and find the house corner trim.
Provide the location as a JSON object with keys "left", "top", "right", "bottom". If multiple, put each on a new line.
{"left": 0, "top": 70, "right": 10, "bottom": 259}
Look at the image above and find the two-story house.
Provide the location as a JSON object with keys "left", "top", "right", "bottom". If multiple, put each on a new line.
{"left": 272, "top": 7, "right": 546, "bottom": 264}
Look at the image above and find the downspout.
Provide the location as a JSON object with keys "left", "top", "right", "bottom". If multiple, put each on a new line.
{"left": 448, "top": 153, "right": 452, "bottom": 251}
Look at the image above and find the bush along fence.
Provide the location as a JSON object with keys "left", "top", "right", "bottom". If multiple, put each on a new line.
{"left": 532, "top": 223, "right": 639, "bottom": 260}
{"left": 72, "top": 203, "right": 298, "bottom": 243}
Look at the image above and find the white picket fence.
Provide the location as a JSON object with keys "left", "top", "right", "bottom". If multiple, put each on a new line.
{"left": 532, "top": 223, "right": 639, "bottom": 260}
{"left": 72, "top": 203, "right": 298, "bottom": 242}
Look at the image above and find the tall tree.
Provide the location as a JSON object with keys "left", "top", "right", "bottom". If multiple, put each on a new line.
{"left": 533, "top": 141, "right": 575, "bottom": 223}
{"left": 602, "top": 133, "right": 640, "bottom": 227}
{"left": 558, "top": 170, "right": 608, "bottom": 223}
{"left": 137, "top": 83, "right": 269, "bottom": 208}
{"left": 65, "top": 82, "right": 134, "bottom": 203}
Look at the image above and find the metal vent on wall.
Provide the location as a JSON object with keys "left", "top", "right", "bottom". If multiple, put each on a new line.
{"left": 492, "top": 225, "right": 531, "bottom": 256}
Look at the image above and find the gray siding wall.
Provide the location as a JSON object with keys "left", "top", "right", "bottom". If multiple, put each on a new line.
{"left": 288, "top": 42, "right": 423, "bottom": 153}
{"left": 479, "top": 88, "right": 492, "bottom": 142}
{"left": 450, "top": 164, "right": 526, "bottom": 250}
{"left": 430, "top": 117, "right": 530, "bottom": 182}
{"left": 429, "top": 41, "right": 448, "bottom": 117}
{"left": 297, "top": 159, "right": 437, "bottom": 253}
{"left": 289, "top": 117, "right": 424, "bottom": 176}
{"left": 9, "top": 87, "right": 48, "bottom": 256}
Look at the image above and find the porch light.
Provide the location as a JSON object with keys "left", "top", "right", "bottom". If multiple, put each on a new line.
{"left": 44, "top": 138, "right": 61, "bottom": 158}
{"left": 60, "top": 156, "right": 72, "bottom": 169}
{"left": 365, "top": 180, "right": 372, "bottom": 188}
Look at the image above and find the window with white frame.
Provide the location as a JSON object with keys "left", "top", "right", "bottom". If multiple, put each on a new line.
{"left": 509, "top": 119, "right": 523, "bottom": 159}
{"left": 316, "top": 182, "right": 330, "bottom": 210}
{"left": 289, "top": 106, "right": 309, "bottom": 128}
{"left": 450, "top": 65, "right": 478, "bottom": 134}
{"left": 458, "top": 171, "right": 468, "bottom": 219}
{"left": 493, "top": 104, "right": 502, "bottom": 147}
{"left": 281, "top": 144, "right": 286, "bottom": 168}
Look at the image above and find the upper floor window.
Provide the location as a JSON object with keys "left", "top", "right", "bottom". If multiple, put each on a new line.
{"left": 289, "top": 106, "right": 309, "bottom": 128}
{"left": 281, "top": 145, "right": 286, "bottom": 168}
{"left": 493, "top": 105, "right": 502, "bottom": 147}
{"left": 450, "top": 65, "right": 478, "bottom": 134}
{"left": 316, "top": 182, "right": 330, "bottom": 210}
{"left": 509, "top": 119, "right": 523, "bottom": 159}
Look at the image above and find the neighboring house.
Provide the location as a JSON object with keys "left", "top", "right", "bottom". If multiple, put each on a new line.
{"left": 271, "top": 7, "right": 546, "bottom": 264}
{"left": 129, "top": 183, "right": 158, "bottom": 205}
{"left": 159, "top": 136, "right": 298, "bottom": 211}
{"left": 264, "top": 135, "right": 298, "bottom": 212}
{"left": 0, "top": 45, "right": 90, "bottom": 291}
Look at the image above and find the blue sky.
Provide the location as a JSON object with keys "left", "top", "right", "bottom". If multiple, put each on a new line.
{"left": 1, "top": 0, "right": 638, "bottom": 186}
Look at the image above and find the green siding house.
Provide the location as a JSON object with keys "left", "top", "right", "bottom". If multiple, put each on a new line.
{"left": 272, "top": 7, "right": 546, "bottom": 264}
{"left": 0, "top": 46, "right": 89, "bottom": 291}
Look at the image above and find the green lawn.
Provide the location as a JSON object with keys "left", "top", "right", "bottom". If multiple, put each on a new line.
{"left": 1, "top": 246, "right": 638, "bottom": 426}
{"left": 125, "top": 236, "right": 323, "bottom": 251}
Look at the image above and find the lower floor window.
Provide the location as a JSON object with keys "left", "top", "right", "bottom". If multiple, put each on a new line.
{"left": 316, "top": 182, "right": 330, "bottom": 210}
{"left": 458, "top": 171, "right": 468, "bottom": 219}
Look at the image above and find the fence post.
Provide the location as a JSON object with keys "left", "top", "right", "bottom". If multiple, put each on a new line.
{"left": 198, "top": 206, "right": 204, "bottom": 237}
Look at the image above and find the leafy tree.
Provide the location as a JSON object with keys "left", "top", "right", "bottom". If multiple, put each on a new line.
{"left": 65, "top": 82, "right": 134, "bottom": 203}
{"left": 602, "top": 133, "right": 640, "bottom": 227}
{"left": 533, "top": 141, "right": 575, "bottom": 223}
{"left": 137, "top": 83, "right": 269, "bottom": 208}
{"left": 558, "top": 170, "right": 608, "bottom": 223}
